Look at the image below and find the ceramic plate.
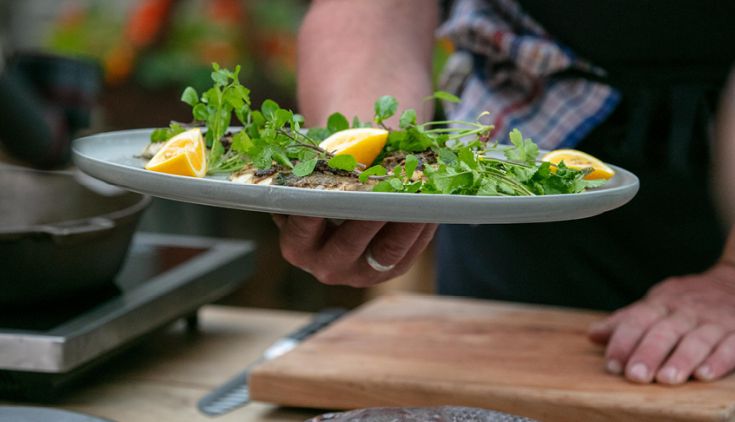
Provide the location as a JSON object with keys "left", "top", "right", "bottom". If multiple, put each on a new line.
{"left": 72, "top": 129, "right": 639, "bottom": 224}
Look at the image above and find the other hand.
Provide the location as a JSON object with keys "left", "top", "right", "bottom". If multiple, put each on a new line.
{"left": 272, "top": 215, "right": 437, "bottom": 287}
{"left": 588, "top": 263, "right": 735, "bottom": 384}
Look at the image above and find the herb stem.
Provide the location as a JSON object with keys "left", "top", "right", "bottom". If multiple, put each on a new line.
{"left": 277, "top": 129, "right": 333, "bottom": 156}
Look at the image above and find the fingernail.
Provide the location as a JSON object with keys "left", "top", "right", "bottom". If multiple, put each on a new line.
{"left": 658, "top": 366, "right": 680, "bottom": 384}
{"left": 606, "top": 359, "right": 623, "bottom": 374}
{"left": 696, "top": 364, "right": 714, "bottom": 381}
{"left": 629, "top": 363, "right": 649, "bottom": 382}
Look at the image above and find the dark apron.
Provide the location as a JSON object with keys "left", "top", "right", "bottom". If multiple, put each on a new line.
{"left": 436, "top": 1, "right": 733, "bottom": 311}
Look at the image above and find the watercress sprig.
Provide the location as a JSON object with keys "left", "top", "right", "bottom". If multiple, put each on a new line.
{"left": 149, "top": 64, "right": 606, "bottom": 195}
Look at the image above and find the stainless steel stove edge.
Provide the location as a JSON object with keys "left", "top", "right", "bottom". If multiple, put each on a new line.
{"left": 0, "top": 232, "right": 255, "bottom": 373}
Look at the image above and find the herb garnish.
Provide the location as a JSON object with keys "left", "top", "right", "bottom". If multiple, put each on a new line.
{"left": 150, "top": 64, "right": 606, "bottom": 195}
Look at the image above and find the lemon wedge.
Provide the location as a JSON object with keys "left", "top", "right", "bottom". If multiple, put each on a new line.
{"left": 541, "top": 149, "right": 615, "bottom": 180}
{"left": 145, "top": 128, "right": 207, "bottom": 177}
{"left": 319, "top": 128, "right": 389, "bottom": 166}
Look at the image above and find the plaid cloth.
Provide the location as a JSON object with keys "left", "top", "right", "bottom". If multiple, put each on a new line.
{"left": 437, "top": 0, "right": 621, "bottom": 149}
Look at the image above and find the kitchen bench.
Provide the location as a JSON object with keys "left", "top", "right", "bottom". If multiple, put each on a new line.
{"left": 5, "top": 306, "right": 319, "bottom": 422}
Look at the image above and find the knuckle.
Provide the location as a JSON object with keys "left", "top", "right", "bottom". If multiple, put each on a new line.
{"left": 647, "top": 326, "right": 679, "bottom": 344}
{"left": 318, "top": 272, "right": 340, "bottom": 286}
{"left": 685, "top": 332, "right": 713, "bottom": 350}
{"left": 720, "top": 336, "right": 735, "bottom": 357}
{"left": 330, "top": 233, "right": 359, "bottom": 253}
{"left": 380, "top": 242, "right": 404, "bottom": 262}
{"left": 374, "top": 241, "right": 407, "bottom": 262}
{"left": 652, "top": 319, "right": 676, "bottom": 333}
{"left": 605, "top": 336, "right": 634, "bottom": 359}
{"left": 280, "top": 243, "right": 305, "bottom": 266}
{"left": 688, "top": 325, "right": 723, "bottom": 345}
{"left": 319, "top": 270, "right": 350, "bottom": 286}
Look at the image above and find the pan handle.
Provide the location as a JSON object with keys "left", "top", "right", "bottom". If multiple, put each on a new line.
{"left": 38, "top": 217, "right": 116, "bottom": 238}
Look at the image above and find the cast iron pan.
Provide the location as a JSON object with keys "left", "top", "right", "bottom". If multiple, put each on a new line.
{"left": 0, "top": 167, "right": 150, "bottom": 308}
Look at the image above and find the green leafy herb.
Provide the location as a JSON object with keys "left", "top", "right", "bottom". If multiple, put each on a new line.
{"left": 148, "top": 64, "right": 608, "bottom": 196}
{"left": 327, "top": 113, "right": 350, "bottom": 133}
{"left": 150, "top": 122, "right": 186, "bottom": 143}
{"left": 505, "top": 128, "right": 539, "bottom": 165}
{"left": 328, "top": 154, "right": 358, "bottom": 172}
{"left": 425, "top": 90, "right": 461, "bottom": 103}
{"left": 374, "top": 95, "right": 398, "bottom": 126}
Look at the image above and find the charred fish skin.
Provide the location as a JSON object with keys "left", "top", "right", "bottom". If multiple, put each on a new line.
{"left": 229, "top": 159, "right": 378, "bottom": 191}
{"left": 229, "top": 166, "right": 374, "bottom": 191}
{"left": 224, "top": 154, "right": 436, "bottom": 191}
{"left": 272, "top": 172, "right": 376, "bottom": 191}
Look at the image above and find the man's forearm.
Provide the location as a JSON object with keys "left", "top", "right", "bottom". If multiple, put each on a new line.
{"left": 297, "top": 0, "right": 438, "bottom": 126}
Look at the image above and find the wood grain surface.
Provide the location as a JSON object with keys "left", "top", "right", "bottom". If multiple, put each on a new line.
{"left": 3, "top": 306, "right": 320, "bottom": 422}
{"left": 249, "top": 294, "right": 735, "bottom": 422}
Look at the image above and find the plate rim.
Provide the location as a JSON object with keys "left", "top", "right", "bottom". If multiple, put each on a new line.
{"left": 71, "top": 128, "right": 640, "bottom": 224}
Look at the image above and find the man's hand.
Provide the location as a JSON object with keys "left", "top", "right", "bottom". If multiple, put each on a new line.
{"left": 272, "top": 215, "right": 437, "bottom": 287}
{"left": 588, "top": 262, "right": 735, "bottom": 384}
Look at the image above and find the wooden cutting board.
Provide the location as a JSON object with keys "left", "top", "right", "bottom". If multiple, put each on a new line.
{"left": 250, "top": 294, "right": 735, "bottom": 422}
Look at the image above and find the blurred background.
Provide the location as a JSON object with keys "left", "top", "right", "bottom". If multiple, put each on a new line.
{"left": 0, "top": 0, "right": 443, "bottom": 312}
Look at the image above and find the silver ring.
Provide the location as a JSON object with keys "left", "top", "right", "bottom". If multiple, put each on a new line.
{"left": 365, "top": 249, "right": 395, "bottom": 272}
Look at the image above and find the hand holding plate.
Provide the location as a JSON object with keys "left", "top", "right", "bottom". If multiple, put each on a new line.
{"left": 272, "top": 215, "right": 436, "bottom": 287}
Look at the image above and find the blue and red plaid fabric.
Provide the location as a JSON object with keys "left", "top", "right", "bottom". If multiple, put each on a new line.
{"left": 437, "top": 0, "right": 621, "bottom": 149}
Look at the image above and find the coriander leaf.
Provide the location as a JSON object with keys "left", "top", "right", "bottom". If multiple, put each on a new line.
{"left": 437, "top": 147, "right": 458, "bottom": 164}
{"left": 293, "top": 158, "right": 318, "bottom": 177}
{"left": 374, "top": 95, "right": 398, "bottom": 124}
{"left": 390, "top": 127, "right": 435, "bottom": 152}
{"left": 458, "top": 146, "right": 478, "bottom": 169}
{"left": 328, "top": 154, "right": 358, "bottom": 171}
{"left": 428, "top": 170, "right": 474, "bottom": 194}
{"left": 274, "top": 108, "right": 293, "bottom": 128}
{"left": 231, "top": 131, "right": 253, "bottom": 154}
{"left": 399, "top": 109, "right": 417, "bottom": 129}
{"left": 234, "top": 105, "right": 250, "bottom": 125}
{"left": 386, "top": 131, "right": 406, "bottom": 151}
{"left": 403, "top": 181, "right": 422, "bottom": 193}
{"left": 351, "top": 116, "right": 370, "bottom": 128}
{"left": 404, "top": 154, "right": 419, "bottom": 180}
{"left": 150, "top": 122, "right": 185, "bottom": 143}
{"left": 211, "top": 67, "right": 229, "bottom": 85}
{"left": 359, "top": 165, "right": 387, "bottom": 183}
{"left": 389, "top": 178, "right": 404, "bottom": 191}
{"left": 251, "top": 110, "right": 265, "bottom": 127}
{"left": 306, "top": 127, "right": 331, "bottom": 141}
{"left": 224, "top": 88, "right": 245, "bottom": 110}
{"left": 251, "top": 143, "right": 273, "bottom": 169}
{"left": 373, "top": 180, "right": 397, "bottom": 192}
{"left": 272, "top": 144, "right": 294, "bottom": 169}
{"left": 193, "top": 103, "right": 208, "bottom": 121}
{"left": 529, "top": 161, "right": 587, "bottom": 194}
{"left": 233, "top": 84, "right": 250, "bottom": 104}
{"left": 505, "top": 128, "right": 538, "bottom": 165}
{"left": 426, "top": 90, "right": 461, "bottom": 103}
{"left": 150, "top": 128, "right": 170, "bottom": 143}
{"left": 181, "top": 87, "right": 199, "bottom": 106}
{"left": 327, "top": 112, "right": 350, "bottom": 133}
{"left": 261, "top": 99, "right": 279, "bottom": 121}
{"left": 477, "top": 179, "right": 500, "bottom": 196}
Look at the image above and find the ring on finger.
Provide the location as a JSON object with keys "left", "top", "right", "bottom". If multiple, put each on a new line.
{"left": 365, "top": 248, "right": 395, "bottom": 272}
